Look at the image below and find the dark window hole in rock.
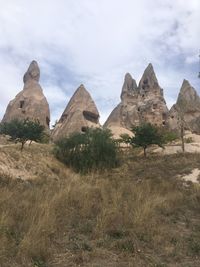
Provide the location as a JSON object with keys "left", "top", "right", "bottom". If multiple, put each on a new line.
{"left": 20, "top": 100, "right": 25, "bottom": 108}
{"left": 81, "top": 126, "right": 88, "bottom": 133}
{"left": 83, "top": 110, "right": 99, "bottom": 124}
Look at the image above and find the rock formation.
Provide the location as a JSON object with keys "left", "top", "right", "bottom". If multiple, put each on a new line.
{"left": 104, "top": 64, "right": 168, "bottom": 133}
{"left": 168, "top": 80, "right": 200, "bottom": 133}
{"left": 52, "top": 84, "right": 100, "bottom": 141}
{"left": 2, "top": 61, "right": 50, "bottom": 129}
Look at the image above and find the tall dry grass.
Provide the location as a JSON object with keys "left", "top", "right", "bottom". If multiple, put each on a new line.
{"left": 0, "top": 144, "right": 200, "bottom": 266}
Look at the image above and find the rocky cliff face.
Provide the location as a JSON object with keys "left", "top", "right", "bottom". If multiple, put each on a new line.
{"left": 2, "top": 61, "right": 50, "bottom": 128}
{"left": 168, "top": 80, "right": 200, "bottom": 133}
{"left": 104, "top": 64, "right": 168, "bottom": 132}
{"left": 52, "top": 84, "right": 100, "bottom": 141}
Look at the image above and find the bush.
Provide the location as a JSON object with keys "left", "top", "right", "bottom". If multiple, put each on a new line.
{"left": 118, "top": 133, "right": 132, "bottom": 145}
{"left": 159, "top": 128, "right": 178, "bottom": 144}
{"left": 40, "top": 132, "right": 50, "bottom": 144}
{"left": 54, "top": 128, "right": 119, "bottom": 173}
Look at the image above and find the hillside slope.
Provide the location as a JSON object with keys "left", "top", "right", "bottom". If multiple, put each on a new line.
{"left": 0, "top": 143, "right": 69, "bottom": 181}
{"left": 0, "top": 143, "right": 200, "bottom": 267}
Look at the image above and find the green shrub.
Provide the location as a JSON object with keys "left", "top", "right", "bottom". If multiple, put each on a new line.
{"left": 161, "top": 129, "right": 179, "bottom": 143}
{"left": 117, "top": 133, "right": 132, "bottom": 147}
{"left": 40, "top": 132, "right": 50, "bottom": 144}
{"left": 54, "top": 128, "right": 119, "bottom": 173}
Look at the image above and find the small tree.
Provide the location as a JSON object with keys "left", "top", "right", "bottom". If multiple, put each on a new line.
{"left": 54, "top": 128, "right": 119, "bottom": 173}
{"left": 0, "top": 118, "right": 45, "bottom": 151}
{"left": 130, "top": 123, "right": 164, "bottom": 157}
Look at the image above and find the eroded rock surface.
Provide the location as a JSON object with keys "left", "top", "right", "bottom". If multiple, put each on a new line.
{"left": 168, "top": 80, "right": 200, "bottom": 133}
{"left": 2, "top": 61, "right": 50, "bottom": 129}
{"left": 52, "top": 84, "right": 100, "bottom": 141}
{"left": 104, "top": 64, "right": 168, "bottom": 132}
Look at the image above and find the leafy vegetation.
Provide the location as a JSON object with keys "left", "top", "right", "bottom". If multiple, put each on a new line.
{"left": 0, "top": 119, "right": 45, "bottom": 150}
{"left": 130, "top": 123, "right": 164, "bottom": 157}
{"left": 159, "top": 128, "right": 179, "bottom": 144}
{"left": 118, "top": 133, "right": 132, "bottom": 145}
{"left": 54, "top": 128, "right": 119, "bottom": 173}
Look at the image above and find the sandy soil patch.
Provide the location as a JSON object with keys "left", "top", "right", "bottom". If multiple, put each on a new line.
{"left": 107, "top": 126, "right": 133, "bottom": 139}
{"left": 154, "top": 143, "right": 200, "bottom": 155}
{"left": 179, "top": 168, "right": 200, "bottom": 184}
{"left": 152, "top": 131, "right": 200, "bottom": 155}
{"left": 184, "top": 131, "right": 200, "bottom": 143}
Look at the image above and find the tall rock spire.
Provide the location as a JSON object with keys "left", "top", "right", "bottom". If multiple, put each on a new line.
{"left": 168, "top": 80, "right": 200, "bottom": 133}
{"left": 23, "top": 60, "right": 40, "bottom": 83}
{"left": 120, "top": 73, "right": 137, "bottom": 101}
{"left": 104, "top": 72, "right": 139, "bottom": 130}
{"left": 104, "top": 64, "right": 168, "bottom": 134}
{"left": 138, "top": 63, "right": 162, "bottom": 96}
{"left": 2, "top": 61, "right": 50, "bottom": 128}
{"left": 176, "top": 79, "right": 200, "bottom": 110}
{"left": 52, "top": 84, "right": 100, "bottom": 141}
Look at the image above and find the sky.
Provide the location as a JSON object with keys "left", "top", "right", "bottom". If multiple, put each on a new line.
{"left": 0, "top": 0, "right": 199, "bottom": 126}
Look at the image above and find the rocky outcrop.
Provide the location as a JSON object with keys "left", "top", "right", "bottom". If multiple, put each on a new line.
{"left": 2, "top": 61, "right": 50, "bottom": 129}
{"left": 168, "top": 80, "right": 200, "bottom": 133}
{"left": 104, "top": 64, "right": 168, "bottom": 133}
{"left": 23, "top": 60, "right": 40, "bottom": 83}
{"left": 52, "top": 84, "right": 100, "bottom": 141}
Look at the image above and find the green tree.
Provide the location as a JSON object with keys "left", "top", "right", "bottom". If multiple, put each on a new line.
{"left": 54, "top": 128, "right": 119, "bottom": 173}
{"left": 0, "top": 118, "right": 45, "bottom": 151}
{"left": 130, "top": 123, "right": 164, "bottom": 157}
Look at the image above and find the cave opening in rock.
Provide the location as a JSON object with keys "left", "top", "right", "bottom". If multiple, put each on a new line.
{"left": 83, "top": 110, "right": 99, "bottom": 124}
{"left": 153, "top": 103, "right": 157, "bottom": 109}
{"left": 81, "top": 126, "right": 88, "bottom": 133}
{"left": 162, "top": 113, "right": 167, "bottom": 120}
{"left": 20, "top": 100, "right": 25, "bottom": 108}
{"left": 143, "top": 79, "right": 148, "bottom": 85}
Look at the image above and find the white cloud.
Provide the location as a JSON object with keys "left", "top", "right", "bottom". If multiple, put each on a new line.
{"left": 0, "top": 0, "right": 199, "bottom": 124}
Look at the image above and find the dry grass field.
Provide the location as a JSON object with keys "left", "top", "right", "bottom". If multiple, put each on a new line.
{"left": 0, "top": 143, "right": 200, "bottom": 266}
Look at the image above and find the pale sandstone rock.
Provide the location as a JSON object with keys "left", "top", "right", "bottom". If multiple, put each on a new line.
{"left": 106, "top": 125, "right": 133, "bottom": 140}
{"left": 168, "top": 80, "right": 200, "bottom": 133}
{"left": 52, "top": 84, "right": 100, "bottom": 141}
{"left": 104, "top": 63, "right": 168, "bottom": 130}
{"left": 23, "top": 60, "right": 40, "bottom": 83}
{"left": 2, "top": 61, "right": 50, "bottom": 129}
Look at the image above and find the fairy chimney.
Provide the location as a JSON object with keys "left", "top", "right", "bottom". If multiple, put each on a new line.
{"left": 168, "top": 80, "right": 200, "bottom": 133}
{"left": 104, "top": 64, "right": 168, "bottom": 133}
{"left": 2, "top": 61, "right": 50, "bottom": 128}
{"left": 52, "top": 84, "right": 100, "bottom": 141}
